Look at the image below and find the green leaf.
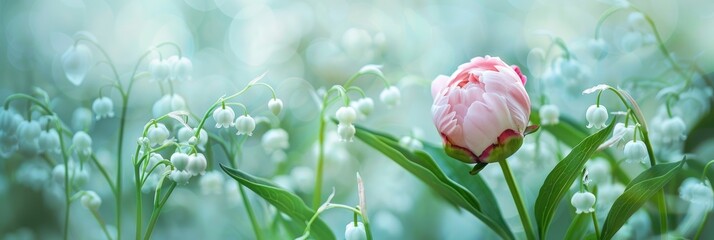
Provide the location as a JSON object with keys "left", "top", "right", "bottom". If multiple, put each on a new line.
{"left": 220, "top": 165, "right": 335, "bottom": 240}
{"left": 352, "top": 124, "right": 515, "bottom": 240}
{"left": 563, "top": 213, "right": 591, "bottom": 240}
{"left": 600, "top": 160, "right": 685, "bottom": 240}
{"left": 534, "top": 120, "right": 616, "bottom": 238}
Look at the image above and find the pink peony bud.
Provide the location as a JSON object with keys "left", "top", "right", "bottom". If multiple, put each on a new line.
{"left": 431, "top": 56, "right": 533, "bottom": 164}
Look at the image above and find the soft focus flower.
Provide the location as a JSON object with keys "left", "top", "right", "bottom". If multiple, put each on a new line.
{"left": 337, "top": 123, "right": 355, "bottom": 142}
{"left": 38, "top": 129, "right": 60, "bottom": 153}
{"left": 152, "top": 94, "right": 187, "bottom": 118}
{"left": 17, "top": 120, "right": 41, "bottom": 141}
{"left": 149, "top": 58, "right": 171, "bottom": 82}
{"left": 399, "top": 136, "right": 423, "bottom": 150}
{"left": 680, "top": 179, "right": 714, "bottom": 211}
{"left": 72, "top": 108, "right": 94, "bottom": 131}
{"left": 177, "top": 127, "right": 207, "bottom": 150}
{"left": 199, "top": 171, "right": 224, "bottom": 195}
{"left": 81, "top": 191, "right": 101, "bottom": 211}
{"left": 539, "top": 104, "right": 560, "bottom": 125}
{"left": 589, "top": 38, "right": 608, "bottom": 60}
{"left": 268, "top": 98, "right": 283, "bottom": 115}
{"left": 168, "top": 56, "right": 192, "bottom": 81}
{"left": 431, "top": 56, "right": 531, "bottom": 163}
{"left": 234, "top": 115, "right": 256, "bottom": 136}
{"left": 621, "top": 32, "right": 643, "bottom": 52}
{"left": 0, "top": 109, "right": 22, "bottom": 157}
{"left": 72, "top": 131, "right": 92, "bottom": 156}
{"left": 186, "top": 153, "right": 207, "bottom": 176}
{"left": 336, "top": 106, "right": 357, "bottom": 124}
{"left": 213, "top": 106, "right": 235, "bottom": 128}
{"left": 92, "top": 97, "right": 114, "bottom": 120}
{"left": 586, "top": 158, "right": 611, "bottom": 185}
{"left": 598, "top": 183, "right": 625, "bottom": 208}
{"left": 558, "top": 58, "right": 582, "bottom": 80}
{"left": 660, "top": 117, "right": 686, "bottom": 143}
{"left": 586, "top": 105, "right": 608, "bottom": 129}
{"left": 147, "top": 123, "right": 170, "bottom": 147}
{"left": 613, "top": 123, "right": 635, "bottom": 145}
{"left": 170, "top": 152, "right": 190, "bottom": 170}
{"left": 262, "top": 128, "right": 289, "bottom": 153}
{"left": 345, "top": 222, "right": 367, "bottom": 240}
{"left": 61, "top": 43, "right": 93, "bottom": 86}
{"left": 169, "top": 170, "right": 191, "bottom": 185}
{"left": 571, "top": 191, "right": 596, "bottom": 214}
{"left": 380, "top": 86, "right": 401, "bottom": 107}
{"left": 351, "top": 98, "right": 374, "bottom": 118}
{"left": 623, "top": 140, "right": 648, "bottom": 164}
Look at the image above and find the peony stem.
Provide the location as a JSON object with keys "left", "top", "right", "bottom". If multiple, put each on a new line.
{"left": 499, "top": 160, "right": 536, "bottom": 240}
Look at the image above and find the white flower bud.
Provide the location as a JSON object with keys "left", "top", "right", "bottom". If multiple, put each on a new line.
{"left": 186, "top": 153, "right": 207, "bottom": 176}
{"left": 173, "top": 57, "right": 193, "bottom": 81}
{"left": 588, "top": 38, "right": 608, "bottom": 60}
{"left": 61, "top": 44, "right": 93, "bottom": 86}
{"left": 539, "top": 104, "right": 560, "bottom": 125}
{"left": 345, "top": 222, "right": 367, "bottom": 240}
{"left": 72, "top": 131, "right": 92, "bottom": 156}
{"left": 199, "top": 171, "right": 225, "bottom": 195}
{"left": 586, "top": 158, "right": 611, "bottom": 185}
{"left": 234, "top": 115, "right": 256, "bottom": 136}
{"left": 571, "top": 191, "right": 596, "bottom": 214}
{"left": 81, "top": 191, "right": 102, "bottom": 211}
{"left": 337, "top": 123, "right": 356, "bottom": 142}
{"left": 152, "top": 94, "right": 186, "bottom": 118}
{"left": 351, "top": 98, "right": 374, "bottom": 117}
{"left": 92, "top": 97, "right": 114, "bottom": 120}
{"left": 72, "top": 108, "right": 93, "bottom": 131}
{"left": 623, "top": 140, "right": 648, "bottom": 164}
{"left": 213, "top": 106, "right": 235, "bottom": 128}
{"left": 262, "top": 128, "right": 289, "bottom": 153}
{"left": 52, "top": 164, "right": 67, "bottom": 185}
{"left": 147, "top": 123, "right": 170, "bottom": 147}
{"left": 177, "top": 127, "right": 207, "bottom": 149}
{"left": 660, "top": 117, "right": 686, "bottom": 143}
{"left": 170, "top": 152, "right": 190, "bottom": 170}
{"left": 38, "top": 129, "right": 61, "bottom": 153}
{"left": 336, "top": 106, "right": 357, "bottom": 124}
{"left": 268, "top": 98, "right": 283, "bottom": 115}
{"left": 169, "top": 170, "right": 191, "bottom": 185}
{"left": 613, "top": 123, "right": 636, "bottom": 144}
{"left": 149, "top": 58, "right": 171, "bottom": 82}
{"left": 380, "top": 86, "right": 401, "bottom": 107}
{"left": 73, "top": 167, "right": 90, "bottom": 187}
{"left": 586, "top": 105, "right": 608, "bottom": 129}
{"left": 17, "top": 120, "right": 41, "bottom": 141}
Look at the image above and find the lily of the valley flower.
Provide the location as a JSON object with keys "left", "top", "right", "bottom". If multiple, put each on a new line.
{"left": 345, "top": 222, "right": 367, "bottom": 240}
{"left": 38, "top": 129, "right": 61, "bottom": 153}
{"left": 186, "top": 153, "right": 207, "bottom": 176}
{"left": 72, "top": 131, "right": 92, "bottom": 156}
{"left": 92, "top": 97, "right": 114, "bottom": 120}
{"left": 431, "top": 56, "right": 533, "bottom": 164}
{"left": 81, "top": 191, "right": 102, "bottom": 211}
{"left": 268, "top": 98, "right": 283, "bottom": 115}
{"left": 571, "top": 191, "right": 596, "bottom": 214}
{"left": 213, "top": 106, "right": 235, "bottom": 128}
{"left": 539, "top": 104, "right": 560, "bottom": 125}
{"left": 234, "top": 115, "right": 256, "bottom": 136}
{"left": 586, "top": 105, "right": 608, "bottom": 129}
{"left": 147, "top": 123, "right": 170, "bottom": 147}
{"left": 380, "top": 86, "right": 401, "bottom": 107}
{"left": 623, "top": 140, "right": 648, "bottom": 164}
{"left": 149, "top": 58, "right": 171, "bottom": 82}
{"left": 61, "top": 44, "right": 93, "bottom": 86}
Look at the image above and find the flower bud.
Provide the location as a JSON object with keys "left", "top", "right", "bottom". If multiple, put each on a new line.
{"left": 171, "top": 152, "right": 190, "bottom": 170}
{"left": 586, "top": 158, "right": 611, "bottom": 185}
{"left": 149, "top": 58, "right": 170, "bottom": 82}
{"left": 262, "top": 128, "right": 289, "bottom": 153}
{"left": 61, "top": 44, "right": 93, "bottom": 86}
{"left": 92, "top": 97, "right": 115, "bottom": 120}
{"left": 234, "top": 115, "right": 256, "bottom": 136}
{"left": 17, "top": 120, "right": 41, "bottom": 141}
{"left": 380, "top": 86, "right": 401, "bottom": 107}
{"left": 337, "top": 123, "right": 355, "bottom": 142}
{"left": 351, "top": 98, "right": 374, "bottom": 117}
{"left": 72, "top": 131, "right": 92, "bottom": 156}
{"left": 571, "top": 191, "right": 596, "bottom": 214}
{"left": 586, "top": 105, "right": 608, "bottom": 129}
{"left": 199, "top": 171, "right": 225, "bottom": 195}
{"left": 152, "top": 94, "right": 187, "bottom": 118}
{"left": 173, "top": 57, "right": 193, "bottom": 81}
{"left": 344, "top": 222, "right": 367, "bottom": 240}
{"left": 38, "top": 129, "right": 61, "bottom": 153}
{"left": 539, "top": 104, "right": 560, "bottom": 125}
{"left": 147, "top": 123, "right": 170, "bottom": 147}
{"left": 336, "top": 106, "right": 357, "bottom": 124}
{"left": 660, "top": 117, "right": 686, "bottom": 143}
{"left": 268, "top": 98, "right": 283, "bottom": 115}
{"left": 177, "top": 127, "right": 207, "bottom": 149}
{"left": 623, "top": 140, "right": 648, "bottom": 164}
{"left": 81, "top": 191, "right": 102, "bottom": 211}
{"left": 169, "top": 170, "right": 191, "bottom": 185}
{"left": 186, "top": 153, "right": 207, "bottom": 176}
{"left": 213, "top": 106, "right": 235, "bottom": 128}
{"left": 588, "top": 38, "right": 608, "bottom": 60}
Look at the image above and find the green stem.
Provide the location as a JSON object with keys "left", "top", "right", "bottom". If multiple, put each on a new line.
{"left": 499, "top": 160, "right": 536, "bottom": 240}
{"left": 591, "top": 212, "right": 600, "bottom": 240}
{"left": 143, "top": 182, "right": 177, "bottom": 240}
{"left": 312, "top": 107, "right": 327, "bottom": 209}
{"left": 116, "top": 94, "right": 127, "bottom": 240}
{"left": 134, "top": 164, "right": 142, "bottom": 240}
{"left": 239, "top": 186, "right": 264, "bottom": 240}
{"left": 91, "top": 209, "right": 114, "bottom": 240}
{"left": 694, "top": 213, "right": 709, "bottom": 240}
{"left": 91, "top": 154, "right": 116, "bottom": 193}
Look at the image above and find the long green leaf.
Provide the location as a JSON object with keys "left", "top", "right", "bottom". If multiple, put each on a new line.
{"left": 563, "top": 213, "right": 591, "bottom": 240}
{"left": 352, "top": 125, "right": 515, "bottom": 240}
{"left": 600, "top": 160, "right": 685, "bottom": 240}
{"left": 220, "top": 165, "right": 335, "bottom": 240}
{"left": 535, "top": 120, "right": 615, "bottom": 238}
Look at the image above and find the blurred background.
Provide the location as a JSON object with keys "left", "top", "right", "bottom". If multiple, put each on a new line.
{"left": 1, "top": 0, "right": 713, "bottom": 239}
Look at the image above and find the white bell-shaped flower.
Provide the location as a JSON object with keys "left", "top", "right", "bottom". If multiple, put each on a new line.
{"left": 262, "top": 128, "right": 289, "bottom": 153}
{"left": 92, "top": 97, "right": 114, "bottom": 120}
{"left": 199, "top": 171, "right": 225, "bottom": 195}
{"left": 623, "top": 140, "right": 648, "bottom": 164}
{"left": 61, "top": 44, "right": 93, "bottom": 86}
{"left": 586, "top": 105, "right": 608, "bottom": 129}
{"left": 170, "top": 152, "right": 190, "bottom": 170}
{"left": 177, "top": 127, "right": 207, "bottom": 150}
{"left": 172, "top": 57, "right": 192, "bottom": 81}
{"left": 234, "top": 115, "right": 256, "bottom": 136}
{"left": 152, "top": 94, "right": 187, "bottom": 118}
{"left": 38, "top": 129, "right": 61, "bottom": 153}
{"left": 72, "top": 108, "right": 94, "bottom": 131}
{"left": 149, "top": 58, "right": 171, "bottom": 82}
{"left": 539, "top": 104, "right": 560, "bottom": 125}
{"left": 571, "top": 191, "right": 596, "bottom": 214}
{"left": 0, "top": 109, "right": 22, "bottom": 157}
{"left": 81, "top": 191, "right": 102, "bottom": 211}
{"left": 380, "top": 86, "right": 401, "bottom": 107}
{"left": 268, "top": 98, "right": 283, "bottom": 115}
{"left": 213, "top": 106, "right": 235, "bottom": 128}
{"left": 660, "top": 117, "right": 686, "bottom": 143}
{"left": 681, "top": 181, "right": 714, "bottom": 211}
{"left": 169, "top": 170, "right": 192, "bottom": 185}
{"left": 186, "top": 153, "right": 207, "bottom": 176}
{"left": 351, "top": 98, "right": 374, "bottom": 117}
{"left": 613, "top": 123, "right": 636, "bottom": 145}
{"left": 17, "top": 120, "right": 41, "bottom": 141}
{"left": 588, "top": 38, "right": 608, "bottom": 60}
{"left": 337, "top": 123, "right": 356, "bottom": 142}
{"left": 345, "top": 221, "right": 367, "bottom": 240}
{"left": 336, "top": 106, "right": 357, "bottom": 124}
{"left": 147, "top": 123, "right": 170, "bottom": 147}
{"left": 72, "top": 131, "right": 92, "bottom": 156}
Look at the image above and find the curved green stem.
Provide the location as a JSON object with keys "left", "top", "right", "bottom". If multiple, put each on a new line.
{"left": 91, "top": 154, "right": 116, "bottom": 193}
{"left": 143, "top": 182, "right": 177, "bottom": 240}
{"left": 591, "top": 212, "right": 600, "bottom": 240}
{"left": 56, "top": 120, "right": 72, "bottom": 240}
{"left": 90, "top": 209, "right": 114, "bottom": 240}
{"left": 312, "top": 103, "right": 328, "bottom": 209}
{"left": 499, "top": 160, "right": 536, "bottom": 240}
